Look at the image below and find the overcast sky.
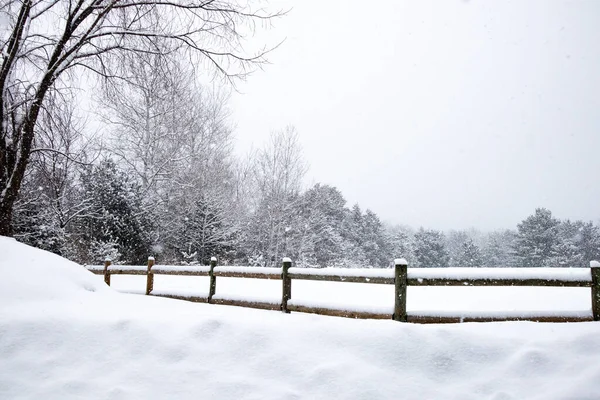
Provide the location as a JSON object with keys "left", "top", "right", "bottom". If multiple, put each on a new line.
{"left": 230, "top": 0, "right": 600, "bottom": 231}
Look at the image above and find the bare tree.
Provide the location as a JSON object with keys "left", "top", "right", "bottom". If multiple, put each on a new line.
{"left": 0, "top": 0, "right": 280, "bottom": 236}
{"left": 244, "top": 126, "right": 307, "bottom": 265}
{"left": 254, "top": 126, "right": 306, "bottom": 200}
{"left": 12, "top": 91, "right": 96, "bottom": 253}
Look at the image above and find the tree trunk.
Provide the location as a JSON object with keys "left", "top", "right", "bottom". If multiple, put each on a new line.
{"left": 0, "top": 197, "right": 14, "bottom": 236}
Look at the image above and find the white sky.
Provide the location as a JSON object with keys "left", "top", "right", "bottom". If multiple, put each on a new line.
{"left": 230, "top": 0, "right": 600, "bottom": 231}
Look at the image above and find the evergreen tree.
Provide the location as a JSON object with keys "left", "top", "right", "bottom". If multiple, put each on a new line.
{"left": 414, "top": 228, "right": 450, "bottom": 268}
{"left": 361, "top": 209, "right": 390, "bottom": 267}
{"left": 549, "top": 220, "right": 585, "bottom": 267}
{"left": 387, "top": 225, "right": 416, "bottom": 266}
{"left": 482, "top": 230, "right": 518, "bottom": 268}
{"left": 446, "top": 231, "right": 470, "bottom": 267}
{"left": 78, "top": 159, "right": 153, "bottom": 264}
{"left": 13, "top": 188, "right": 67, "bottom": 255}
{"left": 515, "top": 208, "right": 559, "bottom": 267}
{"left": 455, "top": 238, "right": 483, "bottom": 268}
{"left": 289, "top": 184, "right": 346, "bottom": 267}
{"left": 340, "top": 204, "right": 368, "bottom": 267}
{"left": 172, "top": 195, "right": 235, "bottom": 264}
{"left": 578, "top": 222, "right": 600, "bottom": 265}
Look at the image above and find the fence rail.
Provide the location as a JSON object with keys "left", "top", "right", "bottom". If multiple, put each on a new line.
{"left": 86, "top": 258, "right": 600, "bottom": 324}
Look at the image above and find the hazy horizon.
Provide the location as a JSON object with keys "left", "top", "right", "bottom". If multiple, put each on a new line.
{"left": 230, "top": 0, "right": 600, "bottom": 231}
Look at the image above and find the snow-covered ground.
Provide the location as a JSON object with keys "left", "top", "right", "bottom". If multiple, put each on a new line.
{"left": 106, "top": 270, "right": 592, "bottom": 318}
{"left": 2, "top": 236, "right": 600, "bottom": 399}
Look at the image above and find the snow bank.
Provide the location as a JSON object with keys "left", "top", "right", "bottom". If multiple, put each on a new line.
{"left": 0, "top": 236, "right": 110, "bottom": 304}
{"left": 3, "top": 237, "right": 600, "bottom": 399}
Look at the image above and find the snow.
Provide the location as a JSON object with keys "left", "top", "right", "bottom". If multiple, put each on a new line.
{"left": 151, "top": 265, "right": 211, "bottom": 274}
{"left": 109, "top": 274, "right": 590, "bottom": 315}
{"left": 288, "top": 298, "right": 393, "bottom": 315}
{"left": 409, "top": 267, "right": 591, "bottom": 282}
{"left": 151, "top": 288, "right": 209, "bottom": 299}
{"left": 212, "top": 293, "right": 281, "bottom": 305}
{"left": 214, "top": 266, "right": 282, "bottom": 275}
{"left": 108, "top": 264, "right": 147, "bottom": 272}
{"left": 0, "top": 237, "right": 109, "bottom": 303}
{"left": 282, "top": 257, "right": 292, "bottom": 262}
{"left": 411, "top": 308, "right": 591, "bottom": 319}
{"left": 289, "top": 267, "right": 394, "bottom": 278}
{"left": 96, "top": 263, "right": 593, "bottom": 316}
{"left": 395, "top": 258, "right": 408, "bottom": 265}
{"left": 85, "top": 264, "right": 105, "bottom": 271}
{"left": 591, "top": 260, "right": 600, "bottom": 268}
{"left": 3, "top": 236, "right": 600, "bottom": 399}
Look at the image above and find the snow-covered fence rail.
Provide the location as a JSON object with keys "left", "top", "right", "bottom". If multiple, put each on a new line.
{"left": 86, "top": 258, "right": 600, "bottom": 323}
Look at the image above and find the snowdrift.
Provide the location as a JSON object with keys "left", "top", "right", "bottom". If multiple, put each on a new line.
{"left": 1, "top": 236, "right": 600, "bottom": 399}
{"left": 0, "top": 236, "right": 111, "bottom": 304}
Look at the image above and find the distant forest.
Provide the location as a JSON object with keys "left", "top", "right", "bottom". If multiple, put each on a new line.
{"left": 11, "top": 53, "right": 600, "bottom": 268}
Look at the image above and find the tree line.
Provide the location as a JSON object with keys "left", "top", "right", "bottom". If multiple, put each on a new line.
{"left": 7, "top": 55, "right": 600, "bottom": 268}
{"left": 12, "top": 92, "right": 600, "bottom": 269}
{"left": 3, "top": 0, "right": 599, "bottom": 268}
{"left": 9, "top": 51, "right": 600, "bottom": 268}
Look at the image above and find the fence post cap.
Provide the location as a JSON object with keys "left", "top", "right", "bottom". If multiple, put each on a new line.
{"left": 394, "top": 258, "right": 408, "bottom": 266}
{"left": 282, "top": 257, "right": 292, "bottom": 263}
{"left": 210, "top": 256, "right": 217, "bottom": 262}
{"left": 591, "top": 261, "right": 600, "bottom": 268}
{"left": 148, "top": 256, "right": 155, "bottom": 261}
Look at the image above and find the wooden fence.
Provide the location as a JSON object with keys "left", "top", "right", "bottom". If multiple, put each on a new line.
{"left": 87, "top": 258, "right": 600, "bottom": 323}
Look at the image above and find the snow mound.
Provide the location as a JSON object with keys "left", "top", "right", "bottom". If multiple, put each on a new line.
{"left": 0, "top": 236, "right": 111, "bottom": 304}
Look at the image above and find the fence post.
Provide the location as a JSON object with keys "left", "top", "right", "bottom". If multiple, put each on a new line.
{"left": 591, "top": 261, "right": 600, "bottom": 321}
{"left": 393, "top": 258, "right": 408, "bottom": 322}
{"left": 209, "top": 257, "right": 217, "bottom": 303}
{"left": 145, "top": 256, "right": 155, "bottom": 295}
{"left": 103, "top": 258, "right": 112, "bottom": 286}
{"left": 282, "top": 257, "right": 292, "bottom": 313}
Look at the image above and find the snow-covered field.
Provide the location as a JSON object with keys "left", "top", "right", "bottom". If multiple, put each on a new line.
{"left": 105, "top": 269, "right": 592, "bottom": 318}
{"left": 3, "top": 236, "right": 600, "bottom": 399}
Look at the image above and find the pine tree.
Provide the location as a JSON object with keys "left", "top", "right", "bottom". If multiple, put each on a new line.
{"left": 387, "top": 225, "right": 416, "bottom": 266}
{"left": 549, "top": 220, "right": 585, "bottom": 267}
{"left": 361, "top": 209, "right": 390, "bottom": 267}
{"left": 578, "top": 222, "right": 600, "bottom": 265}
{"left": 288, "top": 184, "right": 346, "bottom": 267}
{"left": 172, "top": 195, "right": 235, "bottom": 264}
{"left": 482, "top": 230, "right": 518, "bottom": 268}
{"left": 446, "top": 231, "right": 470, "bottom": 268}
{"left": 12, "top": 188, "right": 67, "bottom": 255}
{"left": 340, "top": 204, "right": 368, "bottom": 267}
{"left": 414, "top": 228, "right": 450, "bottom": 268}
{"left": 515, "top": 208, "right": 559, "bottom": 267}
{"left": 455, "top": 238, "right": 483, "bottom": 268}
{"left": 77, "top": 159, "right": 153, "bottom": 264}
